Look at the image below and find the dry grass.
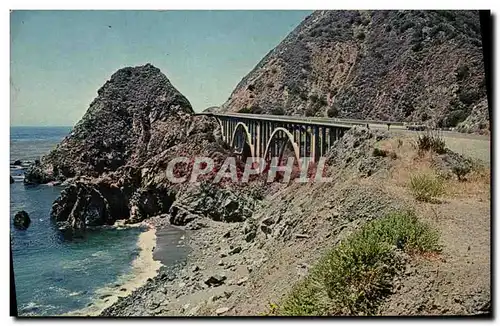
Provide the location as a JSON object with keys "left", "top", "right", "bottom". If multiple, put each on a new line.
{"left": 375, "top": 136, "right": 489, "bottom": 202}
{"left": 408, "top": 173, "right": 444, "bottom": 202}
{"left": 445, "top": 161, "right": 490, "bottom": 201}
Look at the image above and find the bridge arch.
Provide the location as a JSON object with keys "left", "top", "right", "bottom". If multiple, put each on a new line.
{"left": 213, "top": 117, "right": 225, "bottom": 142}
{"left": 263, "top": 127, "right": 301, "bottom": 165}
{"left": 230, "top": 122, "right": 255, "bottom": 158}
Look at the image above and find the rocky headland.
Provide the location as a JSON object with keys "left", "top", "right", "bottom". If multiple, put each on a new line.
{"left": 25, "top": 64, "right": 259, "bottom": 238}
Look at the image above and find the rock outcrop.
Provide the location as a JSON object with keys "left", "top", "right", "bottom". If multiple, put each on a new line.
{"left": 25, "top": 63, "right": 194, "bottom": 183}
{"left": 13, "top": 210, "right": 31, "bottom": 230}
{"left": 219, "top": 10, "right": 488, "bottom": 133}
{"left": 32, "top": 64, "right": 258, "bottom": 234}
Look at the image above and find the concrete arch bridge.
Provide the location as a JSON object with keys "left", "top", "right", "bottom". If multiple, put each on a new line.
{"left": 195, "top": 112, "right": 359, "bottom": 164}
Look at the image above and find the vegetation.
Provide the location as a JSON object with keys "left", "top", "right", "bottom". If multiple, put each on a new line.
{"left": 305, "top": 106, "right": 317, "bottom": 117}
{"left": 327, "top": 106, "right": 339, "bottom": 118}
{"left": 372, "top": 148, "right": 388, "bottom": 157}
{"left": 415, "top": 130, "right": 447, "bottom": 154}
{"left": 270, "top": 107, "right": 285, "bottom": 116}
{"left": 452, "top": 163, "right": 472, "bottom": 181}
{"left": 409, "top": 173, "right": 444, "bottom": 202}
{"left": 239, "top": 104, "right": 263, "bottom": 114}
{"left": 271, "top": 211, "right": 439, "bottom": 316}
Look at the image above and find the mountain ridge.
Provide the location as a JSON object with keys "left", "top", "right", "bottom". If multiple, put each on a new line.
{"left": 218, "top": 10, "right": 488, "bottom": 133}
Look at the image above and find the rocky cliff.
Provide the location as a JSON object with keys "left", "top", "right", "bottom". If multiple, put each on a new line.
{"left": 26, "top": 64, "right": 257, "bottom": 236}
{"left": 26, "top": 63, "right": 194, "bottom": 183}
{"left": 219, "top": 10, "right": 488, "bottom": 133}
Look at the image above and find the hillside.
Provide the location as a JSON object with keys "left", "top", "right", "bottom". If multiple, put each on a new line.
{"left": 219, "top": 10, "right": 488, "bottom": 133}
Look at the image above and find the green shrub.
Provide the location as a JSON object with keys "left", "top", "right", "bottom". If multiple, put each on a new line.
{"left": 409, "top": 173, "right": 444, "bottom": 202}
{"left": 238, "top": 107, "right": 252, "bottom": 114}
{"left": 327, "top": 106, "right": 339, "bottom": 118}
{"left": 372, "top": 148, "right": 387, "bottom": 157}
{"left": 444, "top": 110, "right": 468, "bottom": 127}
{"left": 309, "top": 94, "right": 319, "bottom": 103}
{"left": 270, "top": 107, "right": 285, "bottom": 116}
{"left": 458, "top": 89, "right": 481, "bottom": 105}
{"left": 305, "top": 107, "right": 317, "bottom": 117}
{"left": 452, "top": 163, "right": 472, "bottom": 181}
{"left": 416, "top": 130, "right": 446, "bottom": 154}
{"left": 276, "top": 211, "right": 439, "bottom": 316}
{"left": 456, "top": 64, "right": 469, "bottom": 80}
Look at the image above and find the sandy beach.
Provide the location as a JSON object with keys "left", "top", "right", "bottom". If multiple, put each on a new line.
{"left": 65, "top": 222, "right": 162, "bottom": 316}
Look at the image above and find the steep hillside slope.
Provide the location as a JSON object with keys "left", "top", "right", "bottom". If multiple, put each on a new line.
{"left": 219, "top": 10, "right": 488, "bottom": 133}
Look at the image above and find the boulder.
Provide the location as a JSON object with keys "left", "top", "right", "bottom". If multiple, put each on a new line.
{"left": 12, "top": 160, "right": 22, "bottom": 166}
{"left": 24, "top": 160, "right": 55, "bottom": 184}
{"left": 204, "top": 274, "right": 227, "bottom": 287}
{"left": 13, "top": 210, "right": 31, "bottom": 230}
{"left": 10, "top": 176, "right": 14, "bottom": 184}
{"left": 50, "top": 180, "right": 128, "bottom": 233}
{"left": 169, "top": 182, "right": 254, "bottom": 225}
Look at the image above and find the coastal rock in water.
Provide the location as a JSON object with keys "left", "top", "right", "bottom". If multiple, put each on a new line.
{"left": 42, "top": 63, "right": 259, "bottom": 233}
{"left": 13, "top": 210, "right": 31, "bottom": 230}
{"left": 10, "top": 176, "right": 14, "bottom": 184}
{"left": 25, "top": 63, "right": 194, "bottom": 184}
{"left": 50, "top": 180, "right": 129, "bottom": 232}
{"left": 12, "top": 160, "right": 22, "bottom": 166}
{"left": 24, "top": 160, "right": 56, "bottom": 185}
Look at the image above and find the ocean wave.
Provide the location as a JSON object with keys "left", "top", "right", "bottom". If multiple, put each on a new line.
{"left": 19, "top": 301, "right": 56, "bottom": 315}
{"left": 90, "top": 250, "right": 110, "bottom": 258}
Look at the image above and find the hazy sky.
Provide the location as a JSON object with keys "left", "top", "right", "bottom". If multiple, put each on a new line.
{"left": 10, "top": 10, "right": 312, "bottom": 126}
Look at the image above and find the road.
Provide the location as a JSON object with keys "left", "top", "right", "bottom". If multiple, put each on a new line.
{"left": 366, "top": 123, "right": 491, "bottom": 164}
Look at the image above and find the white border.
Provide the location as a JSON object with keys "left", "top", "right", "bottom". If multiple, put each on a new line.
{"left": 2, "top": 2, "right": 498, "bottom": 326}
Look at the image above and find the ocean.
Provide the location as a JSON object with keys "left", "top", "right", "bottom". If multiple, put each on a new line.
{"left": 10, "top": 126, "right": 149, "bottom": 316}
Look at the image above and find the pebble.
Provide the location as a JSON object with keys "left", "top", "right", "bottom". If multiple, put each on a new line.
{"left": 236, "top": 277, "right": 249, "bottom": 286}
{"left": 215, "top": 307, "right": 230, "bottom": 315}
{"left": 229, "top": 246, "right": 242, "bottom": 255}
{"left": 204, "top": 274, "right": 227, "bottom": 287}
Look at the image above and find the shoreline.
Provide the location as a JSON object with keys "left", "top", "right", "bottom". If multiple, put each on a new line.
{"left": 64, "top": 221, "right": 162, "bottom": 317}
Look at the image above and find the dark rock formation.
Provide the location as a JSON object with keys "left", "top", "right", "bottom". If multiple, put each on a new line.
{"left": 24, "top": 160, "right": 55, "bottom": 184}
{"left": 219, "top": 10, "right": 488, "bottom": 133}
{"left": 169, "top": 182, "right": 254, "bottom": 226}
{"left": 10, "top": 176, "right": 14, "bottom": 184}
{"left": 13, "top": 210, "right": 31, "bottom": 230}
{"left": 40, "top": 64, "right": 256, "bottom": 234}
{"left": 25, "top": 63, "right": 194, "bottom": 184}
{"left": 12, "top": 160, "right": 22, "bottom": 166}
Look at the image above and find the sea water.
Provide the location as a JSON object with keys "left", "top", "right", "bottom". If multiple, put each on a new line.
{"left": 10, "top": 127, "right": 147, "bottom": 316}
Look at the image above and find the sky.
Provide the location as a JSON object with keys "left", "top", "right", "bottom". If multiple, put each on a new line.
{"left": 10, "top": 10, "right": 312, "bottom": 126}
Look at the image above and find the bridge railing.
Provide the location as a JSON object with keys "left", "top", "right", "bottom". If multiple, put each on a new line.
{"left": 195, "top": 112, "right": 405, "bottom": 128}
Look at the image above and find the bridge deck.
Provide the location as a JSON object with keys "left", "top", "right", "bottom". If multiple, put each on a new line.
{"left": 195, "top": 112, "right": 403, "bottom": 128}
